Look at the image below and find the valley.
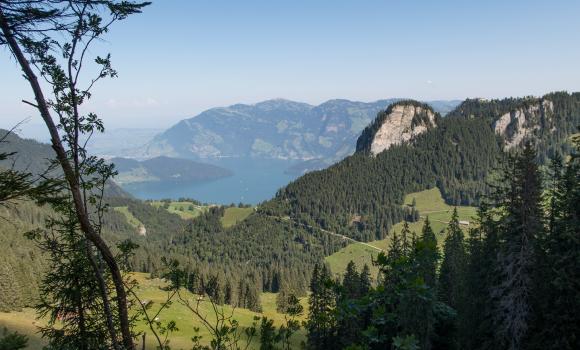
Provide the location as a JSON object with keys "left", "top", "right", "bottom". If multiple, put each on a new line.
{"left": 0, "top": 187, "right": 474, "bottom": 350}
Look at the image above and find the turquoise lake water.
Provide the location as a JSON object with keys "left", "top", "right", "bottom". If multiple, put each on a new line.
{"left": 120, "top": 158, "right": 300, "bottom": 205}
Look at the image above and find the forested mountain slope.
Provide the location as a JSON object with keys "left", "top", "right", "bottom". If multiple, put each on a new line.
{"left": 1, "top": 195, "right": 343, "bottom": 312}
{"left": 0, "top": 129, "right": 131, "bottom": 198}
{"left": 261, "top": 92, "right": 580, "bottom": 242}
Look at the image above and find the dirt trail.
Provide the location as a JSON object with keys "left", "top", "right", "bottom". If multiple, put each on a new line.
{"left": 265, "top": 214, "right": 385, "bottom": 252}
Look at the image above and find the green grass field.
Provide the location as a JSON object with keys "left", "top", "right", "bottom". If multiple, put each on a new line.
{"left": 325, "top": 188, "right": 478, "bottom": 279}
{"left": 0, "top": 273, "right": 307, "bottom": 350}
{"left": 0, "top": 309, "right": 47, "bottom": 349}
{"left": 221, "top": 207, "right": 254, "bottom": 228}
{"left": 148, "top": 201, "right": 253, "bottom": 228}
{"left": 113, "top": 206, "right": 144, "bottom": 229}
{"left": 150, "top": 201, "right": 210, "bottom": 220}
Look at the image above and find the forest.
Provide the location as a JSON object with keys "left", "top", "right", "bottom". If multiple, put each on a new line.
{"left": 262, "top": 92, "right": 580, "bottom": 243}
{"left": 301, "top": 141, "right": 580, "bottom": 350}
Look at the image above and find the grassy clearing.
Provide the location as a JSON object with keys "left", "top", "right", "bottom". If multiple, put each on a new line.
{"left": 325, "top": 242, "right": 382, "bottom": 282}
{"left": 326, "top": 188, "right": 477, "bottom": 279}
{"left": 0, "top": 309, "right": 47, "bottom": 349}
{"left": 150, "top": 201, "right": 209, "bottom": 220}
{"left": 148, "top": 201, "right": 253, "bottom": 227}
{"left": 221, "top": 207, "right": 254, "bottom": 228}
{"left": 0, "top": 273, "right": 307, "bottom": 350}
{"left": 113, "top": 206, "right": 144, "bottom": 229}
{"left": 126, "top": 273, "right": 309, "bottom": 349}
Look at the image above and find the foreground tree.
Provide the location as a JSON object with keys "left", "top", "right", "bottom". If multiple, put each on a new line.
{"left": 0, "top": 2, "right": 148, "bottom": 348}
{"left": 532, "top": 135, "right": 580, "bottom": 349}
{"left": 436, "top": 208, "right": 466, "bottom": 349}
{"left": 306, "top": 264, "right": 336, "bottom": 349}
{"left": 492, "top": 143, "right": 544, "bottom": 350}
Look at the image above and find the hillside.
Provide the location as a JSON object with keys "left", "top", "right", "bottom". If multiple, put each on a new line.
{"left": 141, "top": 99, "right": 460, "bottom": 169}
{"left": 111, "top": 156, "right": 233, "bottom": 185}
{"left": 0, "top": 129, "right": 131, "bottom": 198}
{"left": 325, "top": 188, "right": 477, "bottom": 279}
{"left": 261, "top": 92, "right": 580, "bottom": 244}
{"left": 0, "top": 131, "right": 345, "bottom": 313}
{"left": 1, "top": 92, "right": 577, "bottom": 348}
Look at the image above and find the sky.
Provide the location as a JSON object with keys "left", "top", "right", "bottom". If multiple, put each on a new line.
{"left": 1, "top": 0, "right": 580, "bottom": 135}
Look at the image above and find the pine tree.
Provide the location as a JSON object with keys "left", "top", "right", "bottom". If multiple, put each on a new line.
{"left": 342, "top": 261, "right": 360, "bottom": 299}
{"left": 401, "top": 221, "right": 413, "bottom": 255}
{"left": 28, "top": 204, "right": 115, "bottom": 350}
{"left": 336, "top": 261, "right": 362, "bottom": 347}
{"left": 536, "top": 137, "right": 580, "bottom": 349}
{"left": 417, "top": 217, "right": 438, "bottom": 288}
{"left": 437, "top": 208, "right": 466, "bottom": 350}
{"left": 359, "top": 264, "right": 371, "bottom": 295}
{"left": 306, "top": 264, "right": 336, "bottom": 349}
{"left": 492, "top": 143, "right": 543, "bottom": 350}
{"left": 463, "top": 204, "right": 499, "bottom": 350}
{"left": 411, "top": 217, "right": 440, "bottom": 350}
{"left": 389, "top": 230, "right": 403, "bottom": 262}
{"left": 224, "top": 279, "right": 233, "bottom": 305}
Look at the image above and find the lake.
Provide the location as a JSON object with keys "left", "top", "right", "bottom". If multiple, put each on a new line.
{"left": 119, "top": 158, "right": 300, "bottom": 205}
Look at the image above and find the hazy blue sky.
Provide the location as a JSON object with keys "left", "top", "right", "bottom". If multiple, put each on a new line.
{"left": 1, "top": 0, "right": 579, "bottom": 133}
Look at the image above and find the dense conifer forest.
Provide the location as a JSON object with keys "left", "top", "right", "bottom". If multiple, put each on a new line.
{"left": 302, "top": 139, "right": 580, "bottom": 350}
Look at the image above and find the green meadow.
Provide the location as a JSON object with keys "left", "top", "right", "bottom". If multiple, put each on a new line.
{"left": 220, "top": 207, "right": 254, "bottom": 228}
{"left": 149, "top": 201, "right": 210, "bottom": 220}
{"left": 0, "top": 273, "right": 308, "bottom": 350}
{"left": 325, "top": 188, "right": 477, "bottom": 279}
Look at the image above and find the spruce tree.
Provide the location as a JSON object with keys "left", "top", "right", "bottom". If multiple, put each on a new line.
{"left": 463, "top": 204, "right": 499, "bottom": 350}
{"left": 342, "top": 261, "right": 360, "bottom": 299}
{"left": 536, "top": 137, "right": 580, "bottom": 349}
{"left": 492, "top": 143, "right": 543, "bottom": 350}
{"left": 437, "top": 208, "right": 466, "bottom": 350}
{"left": 336, "top": 261, "right": 362, "bottom": 347}
{"left": 306, "top": 264, "right": 336, "bottom": 349}
{"left": 417, "top": 217, "right": 438, "bottom": 288}
{"left": 359, "top": 264, "right": 372, "bottom": 295}
{"left": 412, "top": 217, "right": 440, "bottom": 350}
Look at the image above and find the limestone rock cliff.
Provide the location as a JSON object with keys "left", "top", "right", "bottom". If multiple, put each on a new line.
{"left": 493, "top": 99, "right": 554, "bottom": 149}
{"left": 356, "top": 101, "right": 438, "bottom": 155}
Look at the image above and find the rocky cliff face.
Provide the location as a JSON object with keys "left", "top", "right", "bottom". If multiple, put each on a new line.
{"left": 356, "top": 101, "right": 438, "bottom": 155}
{"left": 369, "top": 104, "right": 437, "bottom": 155}
{"left": 493, "top": 99, "right": 554, "bottom": 149}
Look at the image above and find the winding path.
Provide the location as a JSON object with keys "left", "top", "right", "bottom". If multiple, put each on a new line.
{"left": 265, "top": 214, "right": 385, "bottom": 252}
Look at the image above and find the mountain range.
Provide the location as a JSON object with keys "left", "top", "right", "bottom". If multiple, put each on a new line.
{"left": 136, "top": 98, "right": 461, "bottom": 173}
